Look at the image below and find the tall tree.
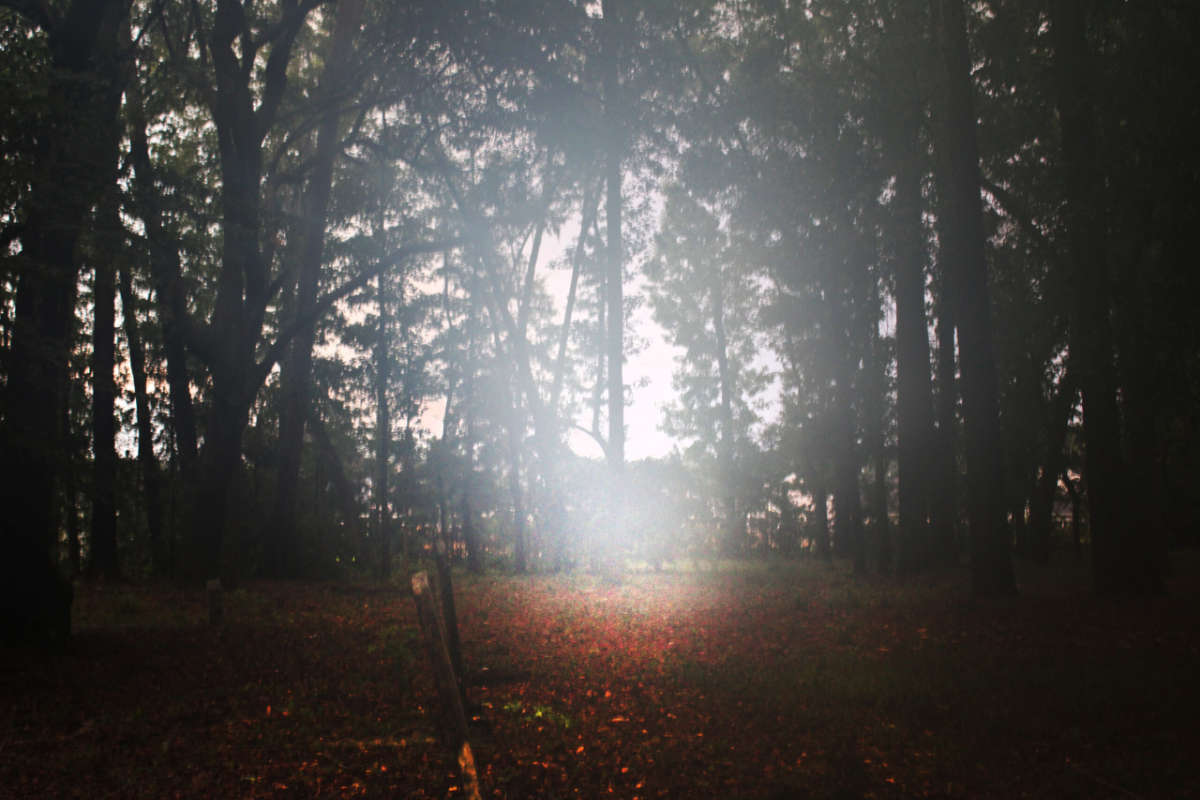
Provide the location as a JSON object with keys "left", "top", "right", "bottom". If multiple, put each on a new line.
{"left": 887, "top": 106, "right": 937, "bottom": 575}
{"left": 602, "top": 0, "right": 625, "bottom": 475}
{"left": 929, "top": 0, "right": 1016, "bottom": 595}
{"left": 267, "top": 0, "right": 365, "bottom": 578}
{"left": 372, "top": 270, "right": 393, "bottom": 580}
{"left": 647, "top": 187, "right": 766, "bottom": 555}
{"left": 88, "top": 184, "right": 122, "bottom": 580}
{"left": 0, "top": 0, "right": 131, "bottom": 642}
{"left": 1050, "top": 0, "right": 1160, "bottom": 595}
{"left": 118, "top": 263, "right": 166, "bottom": 571}
{"left": 123, "top": 65, "right": 199, "bottom": 477}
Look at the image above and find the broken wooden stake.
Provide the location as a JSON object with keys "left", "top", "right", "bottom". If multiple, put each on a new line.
{"left": 206, "top": 578, "right": 223, "bottom": 626}
{"left": 411, "top": 570, "right": 481, "bottom": 800}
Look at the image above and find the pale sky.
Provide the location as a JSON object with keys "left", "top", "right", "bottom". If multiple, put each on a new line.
{"left": 414, "top": 218, "right": 684, "bottom": 464}
{"left": 566, "top": 294, "right": 681, "bottom": 462}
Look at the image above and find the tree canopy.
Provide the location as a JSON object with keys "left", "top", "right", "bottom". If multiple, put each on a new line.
{"left": 3, "top": 0, "right": 1198, "bottom": 643}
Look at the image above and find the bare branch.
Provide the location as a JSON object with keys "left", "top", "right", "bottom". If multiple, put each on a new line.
{"left": 253, "top": 237, "right": 459, "bottom": 387}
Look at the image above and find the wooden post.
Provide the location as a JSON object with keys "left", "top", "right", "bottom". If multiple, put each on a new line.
{"left": 433, "top": 551, "right": 465, "bottom": 688}
{"left": 206, "top": 578, "right": 223, "bottom": 626}
{"left": 411, "top": 571, "right": 481, "bottom": 800}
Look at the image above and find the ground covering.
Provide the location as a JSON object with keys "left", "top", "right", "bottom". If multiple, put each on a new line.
{"left": 2, "top": 554, "right": 1198, "bottom": 798}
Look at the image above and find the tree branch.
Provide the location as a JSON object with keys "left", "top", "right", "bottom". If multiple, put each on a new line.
{"left": 255, "top": 0, "right": 309, "bottom": 140}
{"left": 979, "top": 175, "right": 1059, "bottom": 264}
{"left": 570, "top": 423, "right": 609, "bottom": 460}
{"left": 253, "top": 237, "right": 459, "bottom": 387}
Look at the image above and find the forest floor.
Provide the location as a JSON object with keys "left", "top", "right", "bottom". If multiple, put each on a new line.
{"left": 2, "top": 552, "right": 1199, "bottom": 799}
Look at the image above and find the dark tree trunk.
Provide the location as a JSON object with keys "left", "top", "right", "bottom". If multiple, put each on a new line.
{"left": 813, "top": 483, "right": 831, "bottom": 561}
{"left": 0, "top": 0, "right": 129, "bottom": 645}
{"left": 828, "top": 301, "right": 866, "bottom": 574}
{"left": 1027, "top": 468, "right": 1057, "bottom": 564}
{"left": 126, "top": 76, "right": 198, "bottom": 475}
{"left": 460, "top": 481, "right": 480, "bottom": 574}
{"left": 890, "top": 113, "right": 937, "bottom": 576}
{"left": 268, "top": 0, "right": 363, "bottom": 578}
{"left": 931, "top": 0, "right": 1016, "bottom": 596}
{"left": 1051, "top": 0, "right": 1161, "bottom": 595}
{"left": 1027, "top": 371, "right": 1074, "bottom": 564}
{"left": 183, "top": 0, "right": 310, "bottom": 582}
{"left": 119, "top": 266, "right": 166, "bottom": 572}
{"left": 504, "top": 380, "right": 528, "bottom": 573}
{"left": 374, "top": 273, "right": 393, "bottom": 581}
{"left": 89, "top": 193, "right": 120, "bottom": 581}
{"left": 458, "top": 283, "right": 482, "bottom": 575}
{"left": 65, "top": 453, "right": 81, "bottom": 578}
{"left": 309, "top": 415, "right": 364, "bottom": 553}
{"left": 931, "top": 255, "right": 959, "bottom": 564}
{"left": 436, "top": 273, "right": 460, "bottom": 572}
{"left": 863, "top": 330, "right": 893, "bottom": 576}
{"left": 1062, "top": 470, "right": 1083, "bottom": 560}
{"left": 551, "top": 179, "right": 601, "bottom": 419}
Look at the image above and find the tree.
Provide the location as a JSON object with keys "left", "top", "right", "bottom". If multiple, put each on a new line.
{"left": 647, "top": 186, "right": 766, "bottom": 555}
{"left": 0, "top": 0, "right": 131, "bottom": 642}
{"left": 602, "top": 0, "right": 627, "bottom": 476}
{"left": 875, "top": 6, "right": 938, "bottom": 574}
{"left": 929, "top": 0, "right": 1015, "bottom": 596}
{"left": 267, "top": 0, "right": 365, "bottom": 579}
{"left": 118, "top": 260, "right": 167, "bottom": 571}
{"left": 1050, "top": 0, "right": 1161, "bottom": 595}
{"left": 131, "top": 0, "right": 448, "bottom": 581}
{"left": 88, "top": 183, "right": 122, "bottom": 580}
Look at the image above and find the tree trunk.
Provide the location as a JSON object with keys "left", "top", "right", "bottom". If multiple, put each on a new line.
{"left": 269, "top": 0, "right": 364, "bottom": 578}
{"left": 309, "top": 415, "right": 364, "bottom": 554}
{"left": 508, "top": 419, "right": 528, "bottom": 573}
{"left": 119, "top": 265, "right": 167, "bottom": 573}
{"left": 551, "top": 178, "right": 601, "bottom": 418}
{"left": 1027, "top": 371, "right": 1074, "bottom": 564}
{"left": 125, "top": 74, "right": 198, "bottom": 475}
{"left": 184, "top": 0, "right": 311, "bottom": 582}
{"left": 931, "top": 0, "right": 1016, "bottom": 596}
{"left": 890, "top": 112, "right": 937, "bottom": 576}
{"left": 711, "top": 271, "right": 741, "bottom": 555}
{"left": 864, "top": 329, "right": 893, "bottom": 576}
{"left": 1062, "top": 470, "right": 1083, "bottom": 561}
{"left": 374, "top": 273, "right": 393, "bottom": 581}
{"left": 460, "top": 284, "right": 482, "bottom": 575}
{"left": 828, "top": 302, "right": 866, "bottom": 574}
{"left": 0, "top": 0, "right": 129, "bottom": 644}
{"left": 65, "top": 450, "right": 81, "bottom": 578}
{"left": 931, "top": 252, "right": 959, "bottom": 564}
{"left": 603, "top": 0, "right": 625, "bottom": 474}
{"left": 1051, "top": 0, "right": 1161, "bottom": 595}
{"left": 89, "top": 192, "right": 120, "bottom": 581}
{"left": 813, "top": 483, "right": 831, "bottom": 561}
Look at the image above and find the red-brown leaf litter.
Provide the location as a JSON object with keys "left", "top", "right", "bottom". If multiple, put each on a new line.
{"left": 3, "top": 556, "right": 1198, "bottom": 798}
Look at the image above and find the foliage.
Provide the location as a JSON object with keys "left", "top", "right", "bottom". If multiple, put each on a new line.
{"left": 1, "top": 0, "right": 1198, "bottom": 621}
